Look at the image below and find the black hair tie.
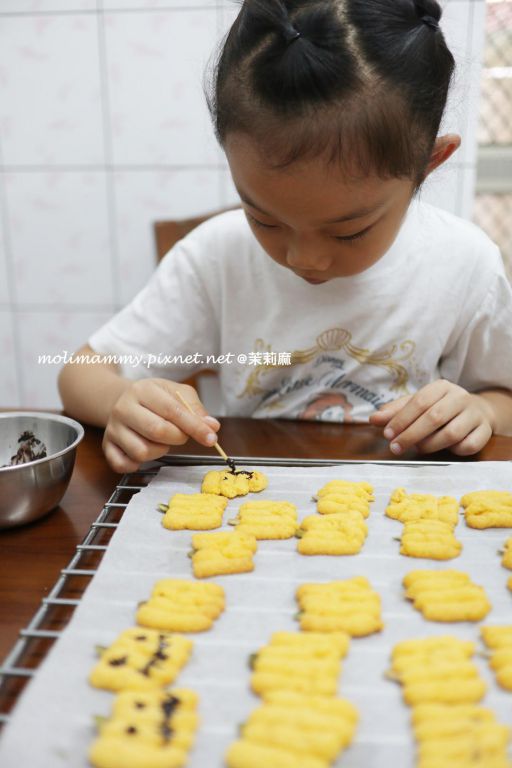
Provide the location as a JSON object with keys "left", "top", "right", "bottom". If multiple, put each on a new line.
{"left": 282, "top": 22, "right": 301, "bottom": 45}
{"left": 421, "top": 15, "right": 439, "bottom": 31}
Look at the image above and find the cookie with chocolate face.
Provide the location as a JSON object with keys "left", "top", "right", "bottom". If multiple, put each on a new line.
{"left": 202, "top": 469, "right": 268, "bottom": 498}
{"left": 89, "top": 688, "right": 199, "bottom": 768}
{"left": 161, "top": 492, "right": 227, "bottom": 531}
{"left": 89, "top": 628, "right": 193, "bottom": 692}
{"left": 136, "top": 579, "right": 225, "bottom": 633}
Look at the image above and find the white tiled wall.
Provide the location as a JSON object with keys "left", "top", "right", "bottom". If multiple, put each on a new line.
{"left": 0, "top": 0, "right": 486, "bottom": 408}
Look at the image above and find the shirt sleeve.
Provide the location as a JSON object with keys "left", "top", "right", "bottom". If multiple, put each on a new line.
{"left": 439, "top": 250, "right": 512, "bottom": 393}
{"left": 88, "top": 223, "right": 220, "bottom": 381}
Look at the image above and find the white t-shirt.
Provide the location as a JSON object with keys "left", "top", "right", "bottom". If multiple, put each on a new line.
{"left": 89, "top": 200, "right": 512, "bottom": 422}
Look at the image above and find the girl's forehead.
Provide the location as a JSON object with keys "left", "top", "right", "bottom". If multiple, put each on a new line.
{"left": 225, "top": 133, "right": 413, "bottom": 224}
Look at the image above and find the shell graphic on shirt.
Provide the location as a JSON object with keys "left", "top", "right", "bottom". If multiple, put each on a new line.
{"left": 237, "top": 327, "right": 416, "bottom": 400}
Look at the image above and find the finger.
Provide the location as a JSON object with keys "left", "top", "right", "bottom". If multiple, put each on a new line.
{"left": 387, "top": 391, "right": 466, "bottom": 455}
{"left": 369, "top": 396, "right": 412, "bottom": 424}
{"left": 203, "top": 416, "right": 221, "bottom": 430}
{"left": 415, "top": 411, "right": 481, "bottom": 454}
{"left": 108, "top": 423, "right": 176, "bottom": 465}
{"left": 138, "top": 383, "right": 219, "bottom": 447}
{"left": 163, "top": 381, "right": 220, "bottom": 427}
{"left": 450, "top": 423, "right": 492, "bottom": 457}
{"left": 383, "top": 381, "right": 456, "bottom": 441}
{"left": 120, "top": 403, "right": 192, "bottom": 447}
{"left": 103, "top": 437, "right": 140, "bottom": 474}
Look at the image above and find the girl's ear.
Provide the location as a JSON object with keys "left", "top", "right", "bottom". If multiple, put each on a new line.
{"left": 424, "top": 133, "right": 461, "bottom": 176}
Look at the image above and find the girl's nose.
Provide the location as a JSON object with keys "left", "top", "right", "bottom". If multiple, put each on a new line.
{"left": 286, "top": 239, "right": 332, "bottom": 272}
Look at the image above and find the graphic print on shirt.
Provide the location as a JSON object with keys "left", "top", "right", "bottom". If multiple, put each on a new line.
{"left": 299, "top": 392, "right": 354, "bottom": 422}
{"left": 237, "top": 327, "right": 417, "bottom": 422}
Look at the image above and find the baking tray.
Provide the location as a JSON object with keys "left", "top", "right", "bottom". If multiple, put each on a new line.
{"left": 0, "top": 455, "right": 447, "bottom": 725}
{"left": 0, "top": 454, "right": 394, "bottom": 730}
{"left": 0, "top": 456, "right": 511, "bottom": 768}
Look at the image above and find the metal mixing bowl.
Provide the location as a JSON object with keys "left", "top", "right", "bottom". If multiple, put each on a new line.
{"left": 0, "top": 412, "right": 84, "bottom": 528}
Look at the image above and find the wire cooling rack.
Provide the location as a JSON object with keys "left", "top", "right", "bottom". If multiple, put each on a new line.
{"left": 0, "top": 466, "right": 160, "bottom": 729}
{"left": 0, "top": 455, "right": 452, "bottom": 729}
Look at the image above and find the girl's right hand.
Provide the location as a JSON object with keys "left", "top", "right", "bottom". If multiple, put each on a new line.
{"left": 102, "top": 379, "right": 220, "bottom": 473}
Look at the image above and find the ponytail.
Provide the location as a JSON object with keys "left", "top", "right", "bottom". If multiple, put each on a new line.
{"left": 208, "top": 0, "right": 455, "bottom": 184}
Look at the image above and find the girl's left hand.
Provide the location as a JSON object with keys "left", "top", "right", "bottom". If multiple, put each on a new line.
{"left": 369, "top": 380, "right": 495, "bottom": 456}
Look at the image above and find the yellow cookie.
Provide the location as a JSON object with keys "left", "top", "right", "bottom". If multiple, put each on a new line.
{"left": 268, "top": 631, "right": 350, "bottom": 658}
{"left": 501, "top": 538, "right": 512, "bottom": 569}
{"left": 316, "top": 480, "right": 374, "bottom": 500}
{"left": 481, "top": 625, "right": 512, "bottom": 691}
{"left": 227, "top": 630, "right": 358, "bottom": 768}
{"left": 190, "top": 531, "right": 257, "bottom": 578}
{"left": 136, "top": 579, "right": 225, "bottom": 633}
{"left": 226, "top": 741, "right": 328, "bottom": 768}
{"left": 89, "top": 688, "right": 199, "bottom": 768}
{"left": 250, "top": 631, "right": 347, "bottom": 698}
{"left": 201, "top": 469, "right": 268, "bottom": 498}
{"left": 411, "top": 703, "right": 510, "bottom": 768}
{"left": 391, "top": 636, "right": 475, "bottom": 668}
{"left": 230, "top": 500, "right": 298, "bottom": 539}
{"left": 316, "top": 495, "right": 371, "bottom": 518}
{"left": 403, "top": 570, "right": 491, "bottom": 622}
{"left": 161, "top": 492, "right": 227, "bottom": 530}
{"left": 386, "top": 487, "right": 459, "bottom": 527}
{"left": 315, "top": 480, "right": 373, "bottom": 520}
{"left": 228, "top": 686, "right": 357, "bottom": 765}
{"left": 297, "top": 513, "right": 368, "bottom": 555}
{"left": 389, "top": 632, "right": 510, "bottom": 768}
{"left": 461, "top": 490, "right": 512, "bottom": 529}
{"left": 300, "top": 510, "right": 365, "bottom": 530}
{"left": 481, "top": 625, "right": 512, "bottom": 649}
{"left": 390, "top": 636, "right": 485, "bottom": 706}
{"left": 242, "top": 696, "right": 357, "bottom": 761}
{"left": 400, "top": 519, "right": 462, "bottom": 560}
{"left": 89, "top": 628, "right": 192, "bottom": 692}
{"left": 296, "top": 578, "right": 383, "bottom": 637}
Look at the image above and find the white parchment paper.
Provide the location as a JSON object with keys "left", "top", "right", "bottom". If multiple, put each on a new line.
{"left": 1, "top": 460, "right": 511, "bottom": 768}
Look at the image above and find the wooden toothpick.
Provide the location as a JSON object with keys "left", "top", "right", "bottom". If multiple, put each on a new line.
{"left": 174, "top": 390, "right": 236, "bottom": 472}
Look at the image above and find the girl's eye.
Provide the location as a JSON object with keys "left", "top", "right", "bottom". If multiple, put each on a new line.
{"left": 246, "top": 213, "right": 278, "bottom": 229}
{"left": 334, "top": 227, "right": 371, "bottom": 243}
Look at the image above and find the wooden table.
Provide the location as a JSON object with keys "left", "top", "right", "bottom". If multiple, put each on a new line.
{"left": 1, "top": 418, "right": 511, "bottom": 666}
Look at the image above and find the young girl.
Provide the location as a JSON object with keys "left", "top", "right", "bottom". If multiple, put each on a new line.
{"left": 59, "top": 0, "right": 512, "bottom": 473}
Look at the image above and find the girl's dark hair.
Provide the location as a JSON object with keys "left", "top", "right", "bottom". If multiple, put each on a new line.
{"left": 207, "top": 0, "right": 455, "bottom": 185}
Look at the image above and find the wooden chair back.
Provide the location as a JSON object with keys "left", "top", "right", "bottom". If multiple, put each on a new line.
{"left": 153, "top": 207, "right": 239, "bottom": 261}
{"left": 152, "top": 207, "right": 240, "bottom": 392}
